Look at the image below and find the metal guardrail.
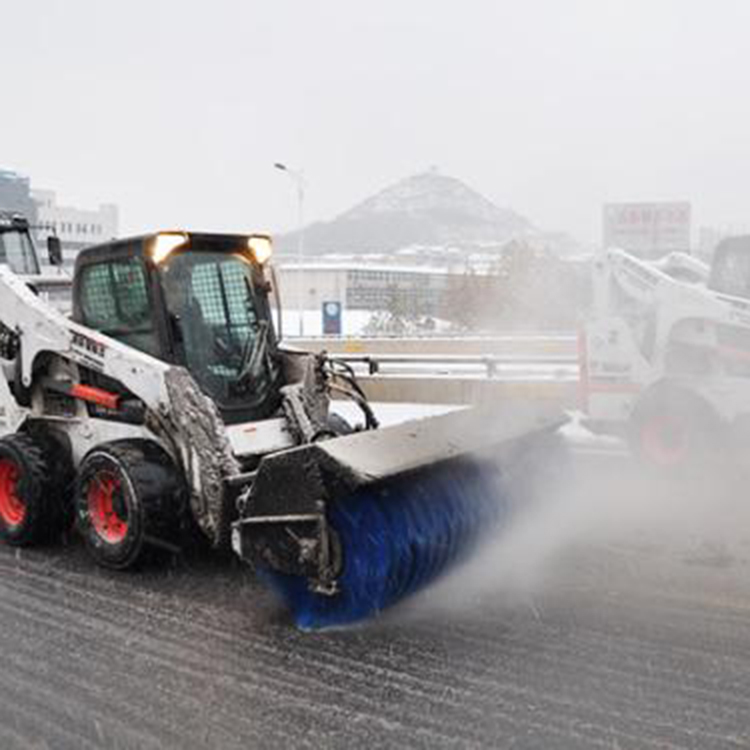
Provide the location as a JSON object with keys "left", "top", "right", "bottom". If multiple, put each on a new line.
{"left": 295, "top": 332, "right": 577, "bottom": 341}
{"left": 334, "top": 353, "right": 577, "bottom": 378}
{"left": 295, "top": 334, "right": 578, "bottom": 357}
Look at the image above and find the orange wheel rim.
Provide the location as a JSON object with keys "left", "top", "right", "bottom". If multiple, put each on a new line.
{"left": 641, "top": 415, "right": 687, "bottom": 466}
{"left": 88, "top": 470, "right": 129, "bottom": 544}
{"left": 0, "top": 458, "right": 25, "bottom": 527}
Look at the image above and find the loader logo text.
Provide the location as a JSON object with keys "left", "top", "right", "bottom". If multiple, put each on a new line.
{"left": 71, "top": 332, "right": 106, "bottom": 369}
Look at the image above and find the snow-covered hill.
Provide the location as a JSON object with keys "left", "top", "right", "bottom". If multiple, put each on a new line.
{"left": 278, "top": 171, "right": 532, "bottom": 256}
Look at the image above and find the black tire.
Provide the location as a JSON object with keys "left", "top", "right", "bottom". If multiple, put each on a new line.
{"left": 23, "top": 424, "right": 77, "bottom": 531}
{"left": 0, "top": 433, "right": 64, "bottom": 546}
{"left": 75, "top": 440, "right": 186, "bottom": 570}
{"left": 628, "top": 385, "right": 726, "bottom": 475}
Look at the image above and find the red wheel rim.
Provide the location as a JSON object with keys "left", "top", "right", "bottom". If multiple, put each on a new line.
{"left": 641, "top": 415, "right": 687, "bottom": 466}
{"left": 88, "top": 470, "right": 129, "bottom": 544}
{"left": 0, "top": 458, "right": 25, "bottom": 527}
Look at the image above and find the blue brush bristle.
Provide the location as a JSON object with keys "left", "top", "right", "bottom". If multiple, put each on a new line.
{"left": 259, "top": 461, "right": 507, "bottom": 630}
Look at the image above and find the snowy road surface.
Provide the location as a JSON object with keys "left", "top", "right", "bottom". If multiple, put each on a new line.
{"left": 0, "top": 423, "right": 749, "bottom": 748}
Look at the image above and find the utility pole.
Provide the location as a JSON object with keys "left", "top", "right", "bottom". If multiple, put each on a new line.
{"left": 274, "top": 162, "right": 306, "bottom": 336}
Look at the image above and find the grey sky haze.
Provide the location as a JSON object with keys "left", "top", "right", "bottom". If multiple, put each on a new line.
{"left": 2, "top": 0, "right": 749, "bottom": 242}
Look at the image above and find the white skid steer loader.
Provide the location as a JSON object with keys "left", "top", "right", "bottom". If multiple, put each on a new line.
{"left": 0, "top": 223, "right": 564, "bottom": 627}
{"left": 582, "top": 238, "right": 750, "bottom": 471}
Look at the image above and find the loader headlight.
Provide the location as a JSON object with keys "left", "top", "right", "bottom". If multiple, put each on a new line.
{"left": 151, "top": 232, "right": 188, "bottom": 264}
{"left": 248, "top": 234, "right": 273, "bottom": 264}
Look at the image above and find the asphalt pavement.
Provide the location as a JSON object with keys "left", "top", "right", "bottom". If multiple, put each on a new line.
{"left": 0, "top": 446, "right": 749, "bottom": 749}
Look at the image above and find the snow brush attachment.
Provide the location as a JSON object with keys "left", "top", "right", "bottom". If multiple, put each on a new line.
{"left": 232, "top": 402, "right": 566, "bottom": 630}
{"left": 256, "top": 458, "right": 506, "bottom": 629}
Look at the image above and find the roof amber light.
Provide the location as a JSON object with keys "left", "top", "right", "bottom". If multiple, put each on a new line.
{"left": 152, "top": 232, "right": 188, "bottom": 264}
{"left": 248, "top": 234, "right": 273, "bottom": 264}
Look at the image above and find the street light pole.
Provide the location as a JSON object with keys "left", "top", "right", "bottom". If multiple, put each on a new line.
{"left": 274, "top": 162, "right": 306, "bottom": 336}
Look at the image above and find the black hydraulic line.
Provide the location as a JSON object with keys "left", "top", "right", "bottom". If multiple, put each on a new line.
{"left": 327, "top": 382, "right": 379, "bottom": 430}
{"left": 324, "top": 357, "right": 380, "bottom": 429}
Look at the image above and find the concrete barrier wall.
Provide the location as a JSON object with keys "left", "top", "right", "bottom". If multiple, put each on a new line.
{"left": 349, "top": 375, "right": 578, "bottom": 407}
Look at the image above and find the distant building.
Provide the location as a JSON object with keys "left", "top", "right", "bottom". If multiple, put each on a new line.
{"left": 32, "top": 189, "right": 118, "bottom": 267}
{"left": 277, "top": 262, "right": 453, "bottom": 317}
{"left": 603, "top": 201, "right": 691, "bottom": 259}
{"left": 0, "top": 169, "right": 37, "bottom": 223}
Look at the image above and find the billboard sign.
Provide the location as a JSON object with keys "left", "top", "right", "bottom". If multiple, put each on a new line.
{"left": 603, "top": 202, "right": 691, "bottom": 259}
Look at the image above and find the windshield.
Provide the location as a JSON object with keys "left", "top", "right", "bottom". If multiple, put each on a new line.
{"left": 0, "top": 228, "right": 41, "bottom": 275}
{"left": 160, "top": 250, "right": 279, "bottom": 417}
{"left": 710, "top": 247, "right": 750, "bottom": 299}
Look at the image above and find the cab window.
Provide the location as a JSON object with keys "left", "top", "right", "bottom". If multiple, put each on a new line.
{"left": 710, "top": 241, "right": 750, "bottom": 299}
{"left": 78, "top": 258, "right": 160, "bottom": 356}
{"left": 0, "top": 229, "right": 40, "bottom": 275}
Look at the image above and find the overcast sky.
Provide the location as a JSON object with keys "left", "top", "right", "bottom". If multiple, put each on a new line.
{"left": 3, "top": 0, "right": 750, "bottom": 243}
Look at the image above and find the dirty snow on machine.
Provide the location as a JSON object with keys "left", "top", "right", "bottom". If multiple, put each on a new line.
{"left": 0, "top": 227, "right": 564, "bottom": 628}
{"left": 582, "top": 238, "right": 750, "bottom": 471}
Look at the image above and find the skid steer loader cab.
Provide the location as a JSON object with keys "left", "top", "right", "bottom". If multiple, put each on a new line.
{"left": 709, "top": 235, "right": 750, "bottom": 300}
{"left": 72, "top": 231, "right": 281, "bottom": 423}
{"left": 0, "top": 215, "right": 42, "bottom": 276}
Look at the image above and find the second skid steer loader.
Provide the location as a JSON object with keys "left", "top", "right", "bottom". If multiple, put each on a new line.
{"left": 582, "top": 237, "right": 750, "bottom": 472}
